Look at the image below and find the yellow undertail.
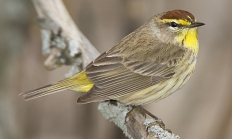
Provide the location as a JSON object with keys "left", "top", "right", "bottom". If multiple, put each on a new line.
{"left": 19, "top": 70, "right": 94, "bottom": 100}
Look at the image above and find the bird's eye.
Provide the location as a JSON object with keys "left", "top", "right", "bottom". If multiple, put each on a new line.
{"left": 170, "top": 22, "right": 178, "bottom": 27}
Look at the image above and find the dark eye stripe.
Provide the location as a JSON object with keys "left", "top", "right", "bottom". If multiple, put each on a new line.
{"left": 170, "top": 22, "right": 178, "bottom": 27}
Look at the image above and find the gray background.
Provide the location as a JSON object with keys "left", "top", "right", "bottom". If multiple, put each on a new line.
{"left": 0, "top": 0, "right": 232, "bottom": 139}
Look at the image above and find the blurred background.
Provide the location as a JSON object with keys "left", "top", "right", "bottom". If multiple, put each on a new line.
{"left": 0, "top": 0, "right": 232, "bottom": 139}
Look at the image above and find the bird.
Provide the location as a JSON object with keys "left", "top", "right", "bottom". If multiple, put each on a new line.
{"left": 20, "top": 9, "right": 205, "bottom": 106}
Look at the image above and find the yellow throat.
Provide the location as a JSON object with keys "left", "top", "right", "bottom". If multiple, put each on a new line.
{"left": 173, "top": 19, "right": 199, "bottom": 54}
{"left": 162, "top": 19, "right": 199, "bottom": 54}
{"left": 177, "top": 27, "right": 199, "bottom": 54}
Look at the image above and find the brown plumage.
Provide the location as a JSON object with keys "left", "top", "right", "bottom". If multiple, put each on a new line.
{"left": 20, "top": 10, "right": 204, "bottom": 105}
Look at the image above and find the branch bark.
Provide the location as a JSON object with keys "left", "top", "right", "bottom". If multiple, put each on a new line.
{"left": 32, "top": 0, "right": 99, "bottom": 74}
{"left": 31, "top": 0, "right": 180, "bottom": 138}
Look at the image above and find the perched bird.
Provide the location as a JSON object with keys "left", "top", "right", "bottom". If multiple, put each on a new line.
{"left": 20, "top": 10, "right": 204, "bottom": 105}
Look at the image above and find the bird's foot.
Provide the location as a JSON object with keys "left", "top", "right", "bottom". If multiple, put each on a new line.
{"left": 135, "top": 106, "right": 166, "bottom": 129}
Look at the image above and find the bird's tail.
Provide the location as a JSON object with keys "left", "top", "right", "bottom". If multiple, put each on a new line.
{"left": 19, "top": 71, "right": 93, "bottom": 101}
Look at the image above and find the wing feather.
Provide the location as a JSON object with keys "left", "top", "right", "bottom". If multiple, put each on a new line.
{"left": 77, "top": 25, "right": 187, "bottom": 103}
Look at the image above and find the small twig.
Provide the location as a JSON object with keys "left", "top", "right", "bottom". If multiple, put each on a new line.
{"left": 99, "top": 101, "right": 180, "bottom": 139}
{"left": 32, "top": 0, "right": 99, "bottom": 74}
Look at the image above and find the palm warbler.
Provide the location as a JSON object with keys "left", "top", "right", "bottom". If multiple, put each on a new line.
{"left": 20, "top": 10, "right": 204, "bottom": 105}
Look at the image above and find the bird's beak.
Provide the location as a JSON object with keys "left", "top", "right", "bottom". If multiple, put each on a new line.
{"left": 188, "top": 22, "right": 205, "bottom": 28}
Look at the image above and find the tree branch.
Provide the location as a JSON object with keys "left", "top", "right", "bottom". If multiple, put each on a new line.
{"left": 31, "top": 0, "right": 180, "bottom": 138}
{"left": 32, "top": 0, "right": 99, "bottom": 74}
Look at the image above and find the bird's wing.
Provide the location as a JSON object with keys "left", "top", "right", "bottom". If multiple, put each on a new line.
{"left": 77, "top": 28, "right": 187, "bottom": 103}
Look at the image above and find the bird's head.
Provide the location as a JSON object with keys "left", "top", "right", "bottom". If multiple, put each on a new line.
{"left": 154, "top": 10, "right": 205, "bottom": 54}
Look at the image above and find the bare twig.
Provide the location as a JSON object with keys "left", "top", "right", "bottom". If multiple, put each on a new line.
{"left": 32, "top": 0, "right": 99, "bottom": 74}
{"left": 99, "top": 101, "right": 180, "bottom": 139}
{"left": 31, "top": 0, "right": 180, "bottom": 138}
